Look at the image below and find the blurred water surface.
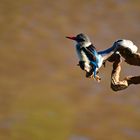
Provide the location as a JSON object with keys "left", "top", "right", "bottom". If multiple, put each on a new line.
{"left": 0, "top": 0, "right": 140, "bottom": 140}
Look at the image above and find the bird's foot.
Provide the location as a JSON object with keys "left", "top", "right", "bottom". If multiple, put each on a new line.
{"left": 86, "top": 72, "right": 101, "bottom": 82}
{"left": 94, "top": 75, "right": 101, "bottom": 83}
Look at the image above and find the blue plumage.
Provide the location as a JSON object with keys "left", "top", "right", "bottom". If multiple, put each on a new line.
{"left": 66, "top": 33, "right": 136, "bottom": 81}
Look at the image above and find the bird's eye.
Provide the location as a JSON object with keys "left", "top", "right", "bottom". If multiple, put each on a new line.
{"left": 77, "top": 38, "right": 85, "bottom": 42}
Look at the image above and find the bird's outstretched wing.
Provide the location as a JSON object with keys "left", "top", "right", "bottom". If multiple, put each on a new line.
{"left": 98, "top": 39, "right": 138, "bottom": 62}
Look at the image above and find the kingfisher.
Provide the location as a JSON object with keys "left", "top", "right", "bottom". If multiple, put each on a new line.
{"left": 66, "top": 33, "right": 138, "bottom": 82}
{"left": 66, "top": 33, "right": 103, "bottom": 81}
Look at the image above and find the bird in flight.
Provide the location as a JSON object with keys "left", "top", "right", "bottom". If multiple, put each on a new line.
{"left": 66, "top": 33, "right": 138, "bottom": 82}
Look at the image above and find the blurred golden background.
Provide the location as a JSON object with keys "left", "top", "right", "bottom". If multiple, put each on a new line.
{"left": 0, "top": 0, "right": 140, "bottom": 140}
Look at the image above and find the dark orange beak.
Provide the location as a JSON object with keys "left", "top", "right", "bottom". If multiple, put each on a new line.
{"left": 66, "top": 36, "right": 77, "bottom": 41}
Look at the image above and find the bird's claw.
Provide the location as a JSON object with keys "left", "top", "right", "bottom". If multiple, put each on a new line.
{"left": 86, "top": 72, "right": 101, "bottom": 82}
{"left": 90, "top": 75, "right": 101, "bottom": 83}
{"left": 94, "top": 75, "right": 101, "bottom": 82}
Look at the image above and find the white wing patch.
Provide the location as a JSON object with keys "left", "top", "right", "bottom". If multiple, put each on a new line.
{"left": 118, "top": 40, "right": 138, "bottom": 53}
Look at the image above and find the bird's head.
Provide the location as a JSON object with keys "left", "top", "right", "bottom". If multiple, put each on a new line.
{"left": 66, "top": 33, "right": 91, "bottom": 47}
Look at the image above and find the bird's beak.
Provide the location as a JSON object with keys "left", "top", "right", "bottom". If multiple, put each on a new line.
{"left": 66, "top": 36, "right": 77, "bottom": 41}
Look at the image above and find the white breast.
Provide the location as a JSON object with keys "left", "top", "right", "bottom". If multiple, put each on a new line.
{"left": 76, "top": 49, "right": 90, "bottom": 62}
{"left": 76, "top": 50, "right": 91, "bottom": 72}
{"left": 81, "top": 51, "right": 90, "bottom": 62}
